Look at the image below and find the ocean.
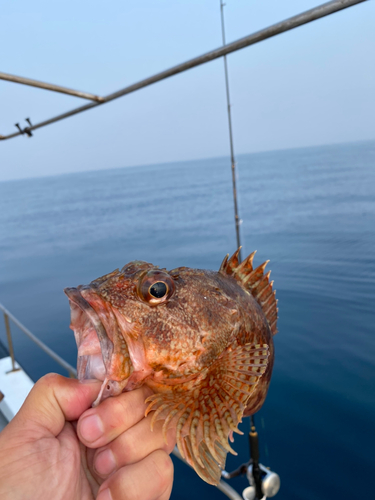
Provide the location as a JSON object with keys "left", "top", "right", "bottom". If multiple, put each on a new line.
{"left": 0, "top": 140, "right": 374, "bottom": 500}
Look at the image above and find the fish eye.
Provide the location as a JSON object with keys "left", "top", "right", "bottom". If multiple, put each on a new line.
{"left": 149, "top": 281, "right": 168, "bottom": 298}
{"left": 137, "top": 270, "right": 175, "bottom": 305}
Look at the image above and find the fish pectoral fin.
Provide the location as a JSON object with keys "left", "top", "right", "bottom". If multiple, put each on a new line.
{"left": 144, "top": 343, "right": 269, "bottom": 485}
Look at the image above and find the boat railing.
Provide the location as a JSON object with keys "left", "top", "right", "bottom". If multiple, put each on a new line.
{"left": 0, "top": 302, "right": 77, "bottom": 378}
{"left": 0, "top": 302, "right": 242, "bottom": 500}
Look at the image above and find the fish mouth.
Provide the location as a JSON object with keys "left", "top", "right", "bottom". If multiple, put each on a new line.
{"left": 64, "top": 286, "right": 114, "bottom": 383}
{"left": 64, "top": 285, "right": 202, "bottom": 403}
{"left": 64, "top": 286, "right": 153, "bottom": 406}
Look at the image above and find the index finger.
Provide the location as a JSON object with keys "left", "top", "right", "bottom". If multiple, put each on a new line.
{"left": 77, "top": 385, "right": 153, "bottom": 448}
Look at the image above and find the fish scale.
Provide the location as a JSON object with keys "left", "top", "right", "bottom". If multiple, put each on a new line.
{"left": 64, "top": 248, "right": 278, "bottom": 484}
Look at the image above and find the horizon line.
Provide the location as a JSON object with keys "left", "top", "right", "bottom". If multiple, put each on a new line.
{"left": 1, "top": 137, "right": 374, "bottom": 184}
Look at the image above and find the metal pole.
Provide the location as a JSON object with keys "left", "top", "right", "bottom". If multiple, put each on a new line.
{"left": 3, "top": 313, "right": 18, "bottom": 372}
{"left": 220, "top": 0, "right": 242, "bottom": 261}
{"left": 0, "top": 72, "right": 104, "bottom": 102}
{"left": 0, "top": 303, "right": 77, "bottom": 378}
{"left": 0, "top": 0, "right": 368, "bottom": 141}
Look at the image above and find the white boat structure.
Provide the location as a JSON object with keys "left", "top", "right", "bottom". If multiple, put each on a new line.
{"left": 0, "top": 356, "right": 33, "bottom": 428}
{"left": 0, "top": 302, "right": 76, "bottom": 431}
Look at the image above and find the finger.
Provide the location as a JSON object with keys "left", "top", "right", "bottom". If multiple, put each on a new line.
{"left": 97, "top": 450, "right": 173, "bottom": 500}
{"left": 5, "top": 374, "right": 101, "bottom": 440}
{"left": 78, "top": 385, "right": 153, "bottom": 448}
{"left": 93, "top": 415, "right": 176, "bottom": 478}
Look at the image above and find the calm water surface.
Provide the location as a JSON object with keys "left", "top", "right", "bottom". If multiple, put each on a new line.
{"left": 0, "top": 141, "right": 374, "bottom": 500}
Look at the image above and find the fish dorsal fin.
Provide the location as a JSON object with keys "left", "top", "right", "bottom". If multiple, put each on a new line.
{"left": 145, "top": 343, "right": 269, "bottom": 485}
{"left": 219, "top": 248, "right": 278, "bottom": 335}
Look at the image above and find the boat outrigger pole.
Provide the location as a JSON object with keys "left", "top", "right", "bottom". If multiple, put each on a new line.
{"left": 0, "top": 0, "right": 368, "bottom": 141}
{"left": 0, "top": 71, "right": 104, "bottom": 102}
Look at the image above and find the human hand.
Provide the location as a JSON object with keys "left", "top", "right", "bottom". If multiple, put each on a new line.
{"left": 0, "top": 374, "right": 175, "bottom": 500}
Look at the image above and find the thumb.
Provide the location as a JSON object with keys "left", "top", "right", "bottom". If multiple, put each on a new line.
{"left": 7, "top": 373, "right": 101, "bottom": 440}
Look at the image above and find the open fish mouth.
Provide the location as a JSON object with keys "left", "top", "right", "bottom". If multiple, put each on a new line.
{"left": 64, "top": 286, "right": 152, "bottom": 406}
{"left": 64, "top": 286, "right": 114, "bottom": 383}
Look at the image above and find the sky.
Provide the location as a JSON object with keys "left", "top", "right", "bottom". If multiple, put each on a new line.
{"left": 0, "top": 0, "right": 374, "bottom": 181}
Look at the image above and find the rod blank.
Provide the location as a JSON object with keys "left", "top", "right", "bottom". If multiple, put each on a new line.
{"left": 0, "top": 0, "right": 368, "bottom": 141}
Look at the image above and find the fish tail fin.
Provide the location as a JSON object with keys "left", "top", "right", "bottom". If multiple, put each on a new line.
{"left": 220, "top": 248, "right": 278, "bottom": 335}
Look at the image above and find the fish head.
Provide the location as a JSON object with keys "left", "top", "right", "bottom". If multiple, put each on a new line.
{"left": 64, "top": 260, "right": 238, "bottom": 402}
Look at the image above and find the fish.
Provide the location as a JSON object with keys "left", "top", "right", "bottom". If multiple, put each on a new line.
{"left": 64, "top": 248, "right": 278, "bottom": 485}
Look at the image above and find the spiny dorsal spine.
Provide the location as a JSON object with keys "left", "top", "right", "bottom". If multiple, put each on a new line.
{"left": 219, "top": 248, "right": 278, "bottom": 335}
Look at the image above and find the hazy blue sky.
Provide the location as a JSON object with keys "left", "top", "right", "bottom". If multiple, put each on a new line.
{"left": 1, "top": 0, "right": 374, "bottom": 181}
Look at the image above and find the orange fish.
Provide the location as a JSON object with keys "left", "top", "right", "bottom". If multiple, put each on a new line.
{"left": 64, "top": 249, "right": 278, "bottom": 484}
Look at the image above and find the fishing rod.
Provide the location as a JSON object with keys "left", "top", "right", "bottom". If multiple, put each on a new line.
{"left": 220, "top": 0, "right": 242, "bottom": 262}
{"left": 0, "top": 0, "right": 368, "bottom": 141}
{"left": 219, "top": 3, "right": 279, "bottom": 498}
{"left": 222, "top": 422, "right": 280, "bottom": 499}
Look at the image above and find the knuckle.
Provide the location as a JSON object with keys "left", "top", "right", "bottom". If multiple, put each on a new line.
{"left": 111, "top": 395, "right": 133, "bottom": 426}
{"left": 95, "top": 394, "right": 134, "bottom": 435}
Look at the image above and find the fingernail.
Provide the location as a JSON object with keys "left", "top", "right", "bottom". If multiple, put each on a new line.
{"left": 81, "top": 378, "right": 100, "bottom": 384}
{"left": 97, "top": 488, "right": 112, "bottom": 500}
{"left": 95, "top": 448, "right": 117, "bottom": 476}
{"left": 79, "top": 414, "right": 104, "bottom": 443}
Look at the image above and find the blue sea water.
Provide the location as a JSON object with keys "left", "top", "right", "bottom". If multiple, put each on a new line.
{"left": 0, "top": 140, "right": 374, "bottom": 500}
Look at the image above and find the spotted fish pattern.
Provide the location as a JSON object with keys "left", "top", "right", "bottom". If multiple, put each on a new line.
{"left": 65, "top": 249, "right": 278, "bottom": 484}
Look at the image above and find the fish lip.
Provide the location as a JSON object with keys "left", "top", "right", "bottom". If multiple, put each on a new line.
{"left": 64, "top": 286, "right": 114, "bottom": 373}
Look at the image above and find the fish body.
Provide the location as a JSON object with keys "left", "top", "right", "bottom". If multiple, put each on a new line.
{"left": 65, "top": 249, "right": 278, "bottom": 484}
